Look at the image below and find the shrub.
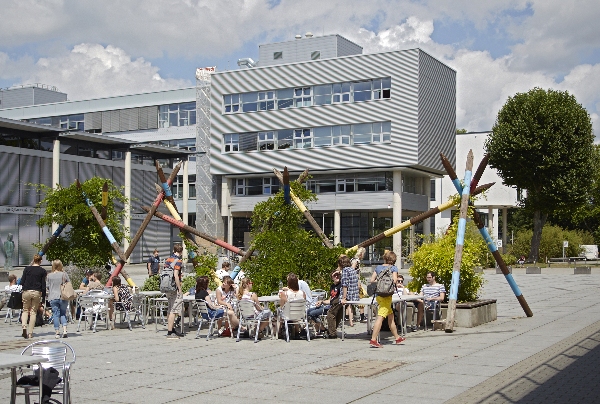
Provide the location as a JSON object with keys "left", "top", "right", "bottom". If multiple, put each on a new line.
{"left": 512, "top": 225, "right": 592, "bottom": 261}
{"left": 409, "top": 219, "right": 486, "bottom": 302}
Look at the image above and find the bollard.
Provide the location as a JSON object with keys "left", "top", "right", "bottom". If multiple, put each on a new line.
{"left": 526, "top": 267, "right": 541, "bottom": 274}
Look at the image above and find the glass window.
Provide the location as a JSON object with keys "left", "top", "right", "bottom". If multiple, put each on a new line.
{"left": 273, "top": 51, "right": 283, "bottom": 60}
{"left": 258, "top": 131, "right": 275, "bottom": 150}
{"left": 374, "top": 77, "right": 392, "bottom": 99}
{"left": 258, "top": 91, "right": 275, "bottom": 111}
{"left": 353, "top": 81, "right": 372, "bottom": 102}
{"left": 263, "top": 177, "right": 280, "bottom": 194}
{"left": 246, "top": 178, "right": 263, "bottom": 195}
{"left": 332, "top": 125, "right": 351, "bottom": 145}
{"left": 353, "top": 123, "right": 372, "bottom": 144}
{"left": 314, "top": 84, "right": 332, "bottom": 105}
{"left": 311, "top": 51, "right": 321, "bottom": 60}
{"left": 333, "top": 82, "right": 351, "bottom": 103}
{"left": 236, "top": 179, "right": 245, "bottom": 195}
{"left": 224, "top": 134, "right": 239, "bottom": 152}
{"left": 277, "top": 129, "right": 293, "bottom": 150}
{"left": 277, "top": 88, "right": 294, "bottom": 109}
{"left": 160, "top": 102, "right": 197, "bottom": 126}
{"left": 313, "top": 126, "right": 332, "bottom": 147}
{"left": 294, "top": 87, "right": 311, "bottom": 107}
{"left": 241, "top": 92, "right": 258, "bottom": 112}
{"left": 293, "top": 128, "right": 312, "bottom": 148}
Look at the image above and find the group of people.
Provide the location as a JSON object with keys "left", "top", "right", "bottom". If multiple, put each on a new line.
{"left": 7, "top": 253, "right": 137, "bottom": 339}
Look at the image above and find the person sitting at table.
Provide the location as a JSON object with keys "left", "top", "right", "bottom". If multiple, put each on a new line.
{"left": 414, "top": 270, "right": 446, "bottom": 331}
{"left": 109, "top": 276, "right": 133, "bottom": 330}
{"left": 194, "top": 275, "right": 226, "bottom": 329}
{"left": 369, "top": 251, "right": 405, "bottom": 348}
{"left": 279, "top": 273, "right": 306, "bottom": 306}
{"left": 308, "top": 270, "right": 342, "bottom": 337}
{"left": 84, "top": 272, "right": 104, "bottom": 291}
{"left": 78, "top": 269, "right": 94, "bottom": 290}
{"left": 215, "top": 275, "right": 239, "bottom": 333}
{"left": 237, "top": 277, "right": 272, "bottom": 339}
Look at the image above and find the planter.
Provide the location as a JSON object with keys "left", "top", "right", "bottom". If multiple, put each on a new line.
{"left": 574, "top": 267, "right": 591, "bottom": 275}
{"left": 526, "top": 266, "right": 541, "bottom": 274}
{"left": 441, "top": 299, "right": 497, "bottom": 328}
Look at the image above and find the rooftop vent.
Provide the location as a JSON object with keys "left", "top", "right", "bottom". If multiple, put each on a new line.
{"left": 305, "top": 32, "right": 313, "bottom": 38}
{"left": 237, "top": 58, "right": 256, "bottom": 69}
{"left": 295, "top": 34, "right": 302, "bottom": 39}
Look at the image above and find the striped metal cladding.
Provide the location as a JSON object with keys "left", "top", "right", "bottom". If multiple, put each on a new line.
{"left": 209, "top": 48, "right": 454, "bottom": 176}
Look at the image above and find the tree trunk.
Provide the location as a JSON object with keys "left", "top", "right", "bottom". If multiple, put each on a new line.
{"left": 529, "top": 210, "right": 548, "bottom": 263}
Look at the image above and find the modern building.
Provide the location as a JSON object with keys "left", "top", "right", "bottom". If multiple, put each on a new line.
{"left": 0, "top": 116, "right": 191, "bottom": 266}
{"left": 207, "top": 34, "right": 456, "bottom": 261}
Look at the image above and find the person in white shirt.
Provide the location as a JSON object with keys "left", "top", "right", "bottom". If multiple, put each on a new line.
{"left": 0, "top": 274, "right": 22, "bottom": 311}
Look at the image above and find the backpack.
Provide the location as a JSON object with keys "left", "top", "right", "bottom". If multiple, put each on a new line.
{"left": 159, "top": 259, "right": 178, "bottom": 293}
{"left": 374, "top": 265, "right": 396, "bottom": 297}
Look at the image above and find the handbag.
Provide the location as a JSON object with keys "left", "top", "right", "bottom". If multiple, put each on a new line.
{"left": 60, "top": 274, "right": 77, "bottom": 301}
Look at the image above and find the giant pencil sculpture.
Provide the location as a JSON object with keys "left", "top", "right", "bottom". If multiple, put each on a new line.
{"left": 38, "top": 224, "right": 66, "bottom": 257}
{"left": 346, "top": 182, "right": 495, "bottom": 252}
{"left": 441, "top": 153, "right": 533, "bottom": 317}
{"left": 101, "top": 182, "right": 108, "bottom": 220}
{"left": 156, "top": 161, "right": 177, "bottom": 207}
{"left": 141, "top": 207, "right": 244, "bottom": 256}
{"left": 76, "top": 180, "right": 135, "bottom": 287}
{"left": 273, "top": 167, "right": 334, "bottom": 248}
{"left": 283, "top": 167, "right": 291, "bottom": 205}
{"left": 445, "top": 150, "right": 474, "bottom": 333}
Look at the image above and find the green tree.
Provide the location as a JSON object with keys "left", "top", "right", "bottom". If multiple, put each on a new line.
{"left": 241, "top": 181, "right": 346, "bottom": 296}
{"left": 485, "top": 88, "right": 595, "bottom": 262}
{"left": 511, "top": 225, "right": 592, "bottom": 261}
{"left": 408, "top": 219, "right": 486, "bottom": 302}
{"left": 33, "top": 177, "right": 128, "bottom": 269}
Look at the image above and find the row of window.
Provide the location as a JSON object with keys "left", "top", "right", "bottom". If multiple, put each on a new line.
{"left": 233, "top": 173, "right": 428, "bottom": 196}
{"left": 173, "top": 175, "right": 197, "bottom": 199}
{"left": 27, "top": 102, "right": 197, "bottom": 132}
{"left": 223, "top": 121, "right": 391, "bottom": 152}
{"left": 158, "top": 102, "right": 196, "bottom": 128}
{"left": 223, "top": 77, "right": 391, "bottom": 114}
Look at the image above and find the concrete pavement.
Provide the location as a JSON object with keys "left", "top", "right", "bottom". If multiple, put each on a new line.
{"left": 1, "top": 266, "right": 599, "bottom": 403}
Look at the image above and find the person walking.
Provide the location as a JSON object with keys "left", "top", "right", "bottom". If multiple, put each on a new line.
{"left": 165, "top": 244, "right": 184, "bottom": 339}
{"left": 369, "top": 251, "right": 405, "bottom": 348}
{"left": 20, "top": 254, "right": 47, "bottom": 339}
{"left": 46, "top": 259, "right": 70, "bottom": 338}
{"left": 147, "top": 249, "right": 160, "bottom": 276}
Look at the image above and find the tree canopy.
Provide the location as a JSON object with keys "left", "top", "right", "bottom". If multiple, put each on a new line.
{"left": 241, "top": 179, "right": 345, "bottom": 297}
{"left": 485, "top": 87, "right": 595, "bottom": 262}
{"left": 34, "top": 177, "right": 128, "bottom": 268}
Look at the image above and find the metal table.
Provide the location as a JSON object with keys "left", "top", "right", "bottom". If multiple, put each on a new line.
{"left": 0, "top": 353, "right": 47, "bottom": 404}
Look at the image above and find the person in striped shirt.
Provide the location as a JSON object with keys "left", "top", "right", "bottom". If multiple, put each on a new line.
{"left": 414, "top": 271, "right": 446, "bottom": 331}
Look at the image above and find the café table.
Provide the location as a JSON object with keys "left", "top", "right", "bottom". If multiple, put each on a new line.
{"left": 0, "top": 353, "right": 47, "bottom": 404}
{"left": 152, "top": 295, "right": 196, "bottom": 334}
{"left": 138, "top": 291, "right": 164, "bottom": 325}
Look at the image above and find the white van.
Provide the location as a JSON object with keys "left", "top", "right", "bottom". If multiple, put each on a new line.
{"left": 579, "top": 245, "right": 598, "bottom": 260}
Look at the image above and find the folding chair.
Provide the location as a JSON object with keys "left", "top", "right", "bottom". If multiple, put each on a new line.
{"left": 17, "top": 340, "right": 76, "bottom": 404}
{"left": 277, "top": 299, "right": 310, "bottom": 342}
{"left": 194, "top": 300, "right": 228, "bottom": 340}
{"left": 237, "top": 300, "right": 272, "bottom": 343}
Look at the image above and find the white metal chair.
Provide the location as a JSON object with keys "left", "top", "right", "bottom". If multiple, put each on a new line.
{"left": 114, "top": 294, "right": 145, "bottom": 330}
{"left": 194, "top": 300, "right": 228, "bottom": 340}
{"left": 76, "top": 294, "right": 108, "bottom": 332}
{"left": 237, "top": 300, "right": 272, "bottom": 343}
{"left": 277, "top": 299, "right": 310, "bottom": 342}
{"left": 17, "top": 340, "right": 76, "bottom": 404}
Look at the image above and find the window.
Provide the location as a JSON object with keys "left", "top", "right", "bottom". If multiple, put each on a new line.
{"left": 241, "top": 92, "right": 258, "bottom": 112}
{"left": 371, "top": 121, "right": 391, "bottom": 143}
{"left": 258, "top": 132, "right": 275, "bottom": 150}
{"left": 277, "top": 88, "right": 294, "bottom": 109}
{"left": 314, "top": 84, "right": 332, "bottom": 106}
{"left": 59, "top": 114, "right": 84, "bottom": 131}
{"left": 430, "top": 179, "right": 436, "bottom": 201}
{"left": 236, "top": 179, "right": 245, "bottom": 195}
{"left": 224, "top": 94, "right": 240, "bottom": 113}
{"left": 273, "top": 51, "right": 283, "bottom": 60}
{"left": 313, "top": 126, "right": 332, "bottom": 147}
{"left": 352, "top": 81, "right": 372, "bottom": 102}
{"left": 311, "top": 51, "right": 321, "bottom": 60}
{"left": 373, "top": 77, "right": 391, "bottom": 99}
{"left": 332, "top": 82, "right": 351, "bottom": 103}
{"left": 263, "top": 177, "right": 280, "bottom": 194}
{"left": 173, "top": 175, "right": 197, "bottom": 199}
{"left": 278, "top": 129, "right": 293, "bottom": 150}
{"left": 159, "top": 102, "right": 197, "bottom": 127}
{"left": 224, "top": 134, "right": 239, "bottom": 152}
{"left": 353, "top": 123, "right": 372, "bottom": 144}
{"left": 294, "top": 87, "right": 312, "bottom": 107}
{"left": 293, "top": 128, "right": 312, "bottom": 148}
{"left": 258, "top": 91, "right": 275, "bottom": 111}
{"left": 332, "top": 125, "right": 351, "bottom": 145}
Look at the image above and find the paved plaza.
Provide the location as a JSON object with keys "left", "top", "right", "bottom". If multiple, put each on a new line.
{"left": 1, "top": 265, "right": 600, "bottom": 403}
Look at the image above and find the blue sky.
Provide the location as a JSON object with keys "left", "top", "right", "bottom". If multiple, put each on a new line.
{"left": 1, "top": 0, "right": 600, "bottom": 135}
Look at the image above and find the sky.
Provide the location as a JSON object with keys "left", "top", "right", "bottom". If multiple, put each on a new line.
{"left": 1, "top": 0, "right": 600, "bottom": 136}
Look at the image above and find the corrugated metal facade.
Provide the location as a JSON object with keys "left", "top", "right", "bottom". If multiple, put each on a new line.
{"left": 210, "top": 48, "right": 454, "bottom": 176}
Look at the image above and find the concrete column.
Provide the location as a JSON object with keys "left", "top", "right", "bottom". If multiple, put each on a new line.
{"left": 227, "top": 215, "right": 233, "bottom": 246}
{"left": 502, "top": 208, "right": 508, "bottom": 253}
{"left": 182, "top": 160, "right": 189, "bottom": 260}
{"left": 51, "top": 139, "right": 60, "bottom": 233}
{"left": 123, "top": 151, "right": 131, "bottom": 262}
{"left": 423, "top": 177, "right": 431, "bottom": 237}
{"left": 392, "top": 171, "right": 402, "bottom": 258}
{"left": 492, "top": 208, "right": 499, "bottom": 242}
{"left": 221, "top": 179, "right": 232, "bottom": 245}
{"left": 334, "top": 209, "right": 341, "bottom": 246}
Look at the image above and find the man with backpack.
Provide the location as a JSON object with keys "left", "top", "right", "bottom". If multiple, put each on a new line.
{"left": 161, "top": 244, "right": 184, "bottom": 339}
{"left": 369, "top": 250, "right": 405, "bottom": 348}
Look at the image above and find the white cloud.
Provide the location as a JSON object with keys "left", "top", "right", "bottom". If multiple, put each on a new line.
{"left": 1, "top": 44, "right": 190, "bottom": 100}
